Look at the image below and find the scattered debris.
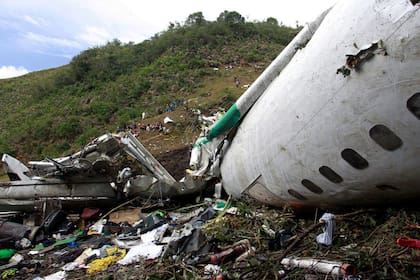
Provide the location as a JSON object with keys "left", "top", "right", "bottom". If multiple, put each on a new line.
{"left": 0, "top": 192, "right": 416, "bottom": 279}
{"left": 268, "top": 229, "right": 292, "bottom": 250}
{"left": 397, "top": 236, "right": 420, "bottom": 248}
{"left": 280, "top": 257, "right": 356, "bottom": 278}
{"left": 163, "top": 116, "right": 174, "bottom": 124}
{"left": 108, "top": 208, "right": 141, "bottom": 225}
{"left": 316, "top": 213, "right": 335, "bottom": 246}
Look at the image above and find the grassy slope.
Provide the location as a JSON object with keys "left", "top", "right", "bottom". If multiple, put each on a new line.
{"left": 0, "top": 21, "right": 293, "bottom": 163}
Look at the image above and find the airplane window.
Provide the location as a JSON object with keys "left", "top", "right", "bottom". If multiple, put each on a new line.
{"left": 407, "top": 92, "right": 420, "bottom": 119}
{"left": 7, "top": 173, "right": 20, "bottom": 181}
{"left": 376, "top": 185, "right": 398, "bottom": 191}
{"left": 369, "top": 125, "right": 403, "bottom": 151}
{"left": 341, "top": 148, "right": 369, "bottom": 169}
{"left": 301, "top": 179, "right": 323, "bottom": 194}
{"left": 319, "top": 166, "right": 343, "bottom": 183}
{"left": 288, "top": 189, "right": 307, "bottom": 200}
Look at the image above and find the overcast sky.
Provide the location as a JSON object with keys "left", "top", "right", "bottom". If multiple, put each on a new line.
{"left": 0, "top": 0, "right": 337, "bottom": 79}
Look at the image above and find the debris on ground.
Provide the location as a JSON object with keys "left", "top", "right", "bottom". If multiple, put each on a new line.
{"left": 0, "top": 193, "right": 418, "bottom": 280}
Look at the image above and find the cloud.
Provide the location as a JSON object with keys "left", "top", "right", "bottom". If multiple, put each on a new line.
{"left": 22, "top": 15, "right": 46, "bottom": 26}
{"left": 0, "top": 0, "right": 338, "bottom": 72}
{"left": 32, "top": 49, "right": 74, "bottom": 59}
{"left": 0, "top": 65, "right": 29, "bottom": 79}
{"left": 23, "top": 32, "right": 82, "bottom": 49}
{"left": 75, "top": 26, "right": 113, "bottom": 46}
{"left": 0, "top": 15, "right": 22, "bottom": 31}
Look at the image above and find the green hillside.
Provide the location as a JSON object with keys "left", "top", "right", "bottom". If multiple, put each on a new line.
{"left": 0, "top": 11, "right": 298, "bottom": 161}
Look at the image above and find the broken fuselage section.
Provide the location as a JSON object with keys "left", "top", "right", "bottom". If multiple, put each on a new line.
{"left": 0, "top": 133, "right": 203, "bottom": 212}
{"left": 188, "top": 0, "right": 420, "bottom": 208}
{"left": 2, "top": 0, "right": 418, "bottom": 212}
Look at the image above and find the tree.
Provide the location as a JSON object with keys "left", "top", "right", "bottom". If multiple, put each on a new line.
{"left": 186, "top": 12, "right": 206, "bottom": 26}
{"left": 266, "top": 17, "right": 278, "bottom": 25}
{"left": 217, "top": 11, "right": 245, "bottom": 26}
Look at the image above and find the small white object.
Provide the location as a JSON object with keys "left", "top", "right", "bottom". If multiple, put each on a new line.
{"left": 214, "top": 183, "right": 222, "bottom": 199}
{"left": 204, "top": 264, "right": 222, "bottom": 276}
{"left": 37, "top": 270, "right": 67, "bottom": 280}
{"left": 9, "top": 253, "right": 24, "bottom": 264}
{"left": 62, "top": 261, "right": 78, "bottom": 271}
{"left": 316, "top": 213, "right": 335, "bottom": 245}
{"left": 163, "top": 117, "right": 174, "bottom": 124}
{"left": 117, "top": 243, "right": 163, "bottom": 265}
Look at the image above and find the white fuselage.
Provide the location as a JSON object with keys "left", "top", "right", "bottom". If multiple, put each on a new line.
{"left": 220, "top": 0, "right": 420, "bottom": 207}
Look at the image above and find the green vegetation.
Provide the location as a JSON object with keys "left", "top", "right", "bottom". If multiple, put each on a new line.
{"left": 0, "top": 11, "right": 299, "bottom": 160}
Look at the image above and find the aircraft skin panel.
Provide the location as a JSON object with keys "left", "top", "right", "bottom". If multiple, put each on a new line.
{"left": 220, "top": 0, "right": 420, "bottom": 207}
{"left": 0, "top": 181, "right": 116, "bottom": 199}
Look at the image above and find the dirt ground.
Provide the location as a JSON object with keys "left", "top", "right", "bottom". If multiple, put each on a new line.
{"left": 131, "top": 105, "right": 200, "bottom": 181}
{"left": 155, "top": 146, "right": 191, "bottom": 181}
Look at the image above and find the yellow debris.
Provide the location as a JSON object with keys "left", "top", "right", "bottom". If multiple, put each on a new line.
{"left": 86, "top": 247, "right": 126, "bottom": 275}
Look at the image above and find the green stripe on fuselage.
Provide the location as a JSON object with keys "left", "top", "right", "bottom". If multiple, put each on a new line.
{"left": 207, "top": 103, "right": 241, "bottom": 140}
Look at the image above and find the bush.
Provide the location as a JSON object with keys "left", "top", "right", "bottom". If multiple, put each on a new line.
{"left": 32, "top": 117, "right": 54, "bottom": 140}
{"left": 245, "top": 51, "right": 259, "bottom": 62}
{"left": 76, "top": 127, "right": 101, "bottom": 147}
{"left": 135, "top": 79, "right": 151, "bottom": 94}
{"left": 91, "top": 101, "right": 117, "bottom": 123}
{"left": 0, "top": 136, "right": 15, "bottom": 155}
{"left": 41, "top": 142, "right": 71, "bottom": 158}
{"left": 55, "top": 117, "right": 82, "bottom": 139}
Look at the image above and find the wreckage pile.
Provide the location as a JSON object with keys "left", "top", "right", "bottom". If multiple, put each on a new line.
{"left": 0, "top": 194, "right": 419, "bottom": 280}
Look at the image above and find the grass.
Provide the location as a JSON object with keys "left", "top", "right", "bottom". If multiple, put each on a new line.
{"left": 0, "top": 20, "right": 294, "bottom": 162}
{"left": 0, "top": 174, "right": 8, "bottom": 183}
{"left": 186, "top": 65, "right": 264, "bottom": 111}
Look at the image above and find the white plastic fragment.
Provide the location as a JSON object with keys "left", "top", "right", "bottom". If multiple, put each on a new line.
{"left": 9, "top": 253, "right": 24, "bottom": 264}
{"left": 204, "top": 264, "right": 222, "bottom": 276}
{"left": 74, "top": 248, "right": 100, "bottom": 265}
{"left": 262, "top": 225, "right": 276, "bottom": 238}
{"left": 18, "top": 237, "right": 32, "bottom": 249}
{"left": 117, "top": 243, "right": 164, "bottom": 265}
{"left": 141, "top": 224, "right": 168, "bottom": 243}
{"left": 112, "top": 237, "right": 142, "bottom": 249}
{"left": 214, "top": 182, "right": 222, "bottom": 199}
{"left": 33, "top": 270, "right": 67, "bottom": 280}
{"left": 61, "top": 261, "right": 78, "bottom": 271}
{"left": 115, "top": 219, "right": 168, "bottom": 265}
{"left": 89, "top": 219, "right": 105, "bottom": 234}
{"left": 163, "top": 116, "right": 174, "bottom": 124}
{"left": 316, "top": 213, "right": 335, "bottom": 245}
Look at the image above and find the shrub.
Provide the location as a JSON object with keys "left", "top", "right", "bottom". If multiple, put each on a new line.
{"left": 0, "top": 136, "right": 15, "bottom": 155}
{"left": 55, "top": 118, "right": 82, "bottom": 139}
{"left": 91, "top": 101, "right": 117, "bottom": 123}
{"left": 76, "top": 127, "right": 100, "bottom": 147}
